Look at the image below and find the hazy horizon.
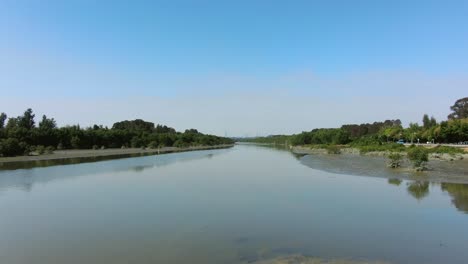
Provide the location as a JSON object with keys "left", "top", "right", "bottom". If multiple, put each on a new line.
{"left": 1, "top": 1, "right": 467, "bottom": 136}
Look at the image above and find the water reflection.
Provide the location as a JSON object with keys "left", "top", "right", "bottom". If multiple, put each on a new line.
{"left": 387, "top": 178, "right": 402, "bottom": 186}
{"left": 0, "top": 149, "right": 230, "bottom": 192}
{"left": 441, "top": 183, "right": 468, "bottom": 214}
{"left": 1, "top": 144, "right": 468, "bottom": 264}
{"left": 406, "top": 181, "right": 430, "bottom": 200}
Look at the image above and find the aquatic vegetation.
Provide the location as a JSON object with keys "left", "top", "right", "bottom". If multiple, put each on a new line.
{"left": 387, "top": 152, "right": 403, "bottom": 168}
{"left": 407, "top": 147, "right": 429, "bottom": 170}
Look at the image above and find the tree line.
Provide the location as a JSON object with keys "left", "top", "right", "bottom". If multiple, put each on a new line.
{"left": 0, "top": 109, "right": 233, "bottom": 157}
{"left": 241, "top": 97, "right": 468, "bottom": 146}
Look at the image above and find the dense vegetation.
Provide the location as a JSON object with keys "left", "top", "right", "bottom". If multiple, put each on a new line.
{"left": 240, "top": 97, "right": 468, "bottom": 149}
{"left": 0, "top": 109, "right": 233, "bottom": 157}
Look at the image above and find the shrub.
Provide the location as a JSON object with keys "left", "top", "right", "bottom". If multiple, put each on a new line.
{"left": 357, "top": 143, "right": 405, "bottom": 154}
{"left": 70, "top": 136, "right": 81, "bottom": 149}
{"left": 45, "top": 146, "right": 55, "bottom": 154}
{"left": 0, "top": 138, "right": 24, "bottom": 157}
{"left": 36, "top": 145, "right": 46, "bottom": 155}
{"left": 407, "top": 147, "right": 429, "bottom": 169}
{"left": 326, "top": 145, "right": 341, "bottom": 154}
{"left": 148, "top": 141, "right": 159, "bottom": 149}
{"left": 387, "top": 152, "right": 403, "bottom": 168}
{"left": 173, "top": 139, "right": 188, "bottom": 148}
{"left": 428, "top": 146, "right": 464, "bottom": 155}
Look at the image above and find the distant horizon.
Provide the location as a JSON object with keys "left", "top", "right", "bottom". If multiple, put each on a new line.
{"left": 1, "top": 1, "right": 467, "bottom": 136}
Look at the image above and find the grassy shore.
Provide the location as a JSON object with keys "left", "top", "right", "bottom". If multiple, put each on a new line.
{"left": 0, "top": 144, "right": 234, "bottom": 164}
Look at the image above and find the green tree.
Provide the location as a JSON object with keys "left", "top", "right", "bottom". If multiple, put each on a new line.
{"left": 0, "top": 138, "right": 25, "bottom": 157}
{"left": 39, "top": 115, "right": 57, "bottom": 130}
{"left": 407, "top": 147, "right": 429, "bottom": 169}
{"left": 18, "top": 108, "right": 35, "bottom": 130}
{"left": 0, "top": 112, "right": 6, "bottom": 129}
{"left": 448, "top": 97, "right": 468, "bottom": 119}
{"left": 422, "top": 114, "right": 431, "bottom": 129}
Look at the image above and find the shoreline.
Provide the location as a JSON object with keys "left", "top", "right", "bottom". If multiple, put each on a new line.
{"left": 0, "top": 144, "right": 234, "bottom": 168}
{"left": 291, "top": 145, "right": 468, "bottom": 184}
{"left": 291, "top": 145, "right": 468, "bottom": 161}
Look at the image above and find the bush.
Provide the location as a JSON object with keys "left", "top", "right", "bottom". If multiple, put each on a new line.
{"left": 0, "top": 138, "right": 24, "bottom": 157}
{"left": 357, "top": 143, "right": 405, "bottom": 154}
{"left": 407, "top": 147, "right": 429, "bottom": 169}
{"left": 173, "top": 139, "right": 188, "bottom": 148}
{"left": 387, "top": 152, "right": 403, "bottom": 168}
{"left": 148, "top": 141, "right": 159, "bottom": 149}
{"left": 45, "top": 146, "right": 55, "bottom": 154}
{"left": 326, "top": 145, "right": 341, "bottom": 154}
{"left": 36, "top": 145, "right": 46, "bottom": 155}
{"left": 70, "top": 136, "right": 81, "bottom": 149}
{"left": 428, "top": 146, "right": 464, "bottom": 155}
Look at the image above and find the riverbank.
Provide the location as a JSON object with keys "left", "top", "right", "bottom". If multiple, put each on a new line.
{"left": 0, "top": 144, "right": 234, "bottom": 167}
{"left": 291, "top": 145, "right": 468, "bottom": 161}
{"left": 292, "top": 145, "right": 468, "bottom": 184}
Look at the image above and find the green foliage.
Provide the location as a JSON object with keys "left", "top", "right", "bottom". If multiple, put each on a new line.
{"left": 427, "top": 146, "right": 464, "bottom": 155}
{"left": 36, "top": 145, "right": 46, "bottom": 155}
{"left": 148, "top": 141, "right": 159, "bottom": 149}
{"left": 18, "top": 108, "right": 36, "bottom": 130}
{"left": 0, "top": 138, "right": 24, "bottom": 157}
{"left": 0, "top": 112, "right": 6, "bottom": 129}
{"left": 70, "top": 136, "right": 81, "bottom": 149}
{"left": 387, "top": 152, "right": 403, "bottom": 168}
{"left": 0, "top": 108, "right": 232, "bottom": 157}
{"left": 45, "top": 146, "right": 55, "bottom": 154}
{"left": 422, "top": 114, "right": 437, "bottom": 129}
{"left": 112, "top": 119, "right": 155, "bottom": 132}
{"left": 326, "top": 145, "right": 341, "bottom": 154}
{"left": 356, "top": 143, "right": 405, "bottom": 154}
{"left": 448, "top": 97, "right": 468, "bottom": 120}
{"left": 407, "top": 147, "right": 429, "bottom": 168}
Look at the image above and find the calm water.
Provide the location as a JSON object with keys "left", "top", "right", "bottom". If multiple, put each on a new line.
{"left": 1, "top": 145, "right": 468, "bottom": 264}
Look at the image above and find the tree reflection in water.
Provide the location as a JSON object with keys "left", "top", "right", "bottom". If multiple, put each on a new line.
{"left": 407, "top": 181, "right": 429, "bottom": 200}
{"left": 441, "top": 183, "right": 468, "bottom": 214}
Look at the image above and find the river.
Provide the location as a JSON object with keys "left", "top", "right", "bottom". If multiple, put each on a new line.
{"left": 1, "top": 144, "right": 467, "bottom": 264}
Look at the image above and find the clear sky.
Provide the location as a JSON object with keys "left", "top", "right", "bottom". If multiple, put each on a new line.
{"left": 1, "top": 0, "right": 467, "bottom": 136}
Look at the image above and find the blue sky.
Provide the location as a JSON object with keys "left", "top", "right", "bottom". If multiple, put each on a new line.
{"left": 1, "top": 0, "right": 467, "bottom": 136}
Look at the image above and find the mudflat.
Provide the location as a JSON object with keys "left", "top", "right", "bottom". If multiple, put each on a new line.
{"left": 0, "top": 145, "right": 234, "bottom": 164}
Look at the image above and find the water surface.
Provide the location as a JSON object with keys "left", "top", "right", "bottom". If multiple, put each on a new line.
{"left": 1, "top": 145, "right": 467, "bottom": 264}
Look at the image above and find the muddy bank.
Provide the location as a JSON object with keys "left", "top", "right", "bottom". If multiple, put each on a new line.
{"left": 292, "top": 146, "right": 468, "bottom": 161}
{"left": 250, "top": 255, "right": 390, "bottom": 264}
{"left": 292, "top": 146, "right": 468, "bottom": 184}
{"left": 0, "top": 145, "right": 234, "bottom": 169}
